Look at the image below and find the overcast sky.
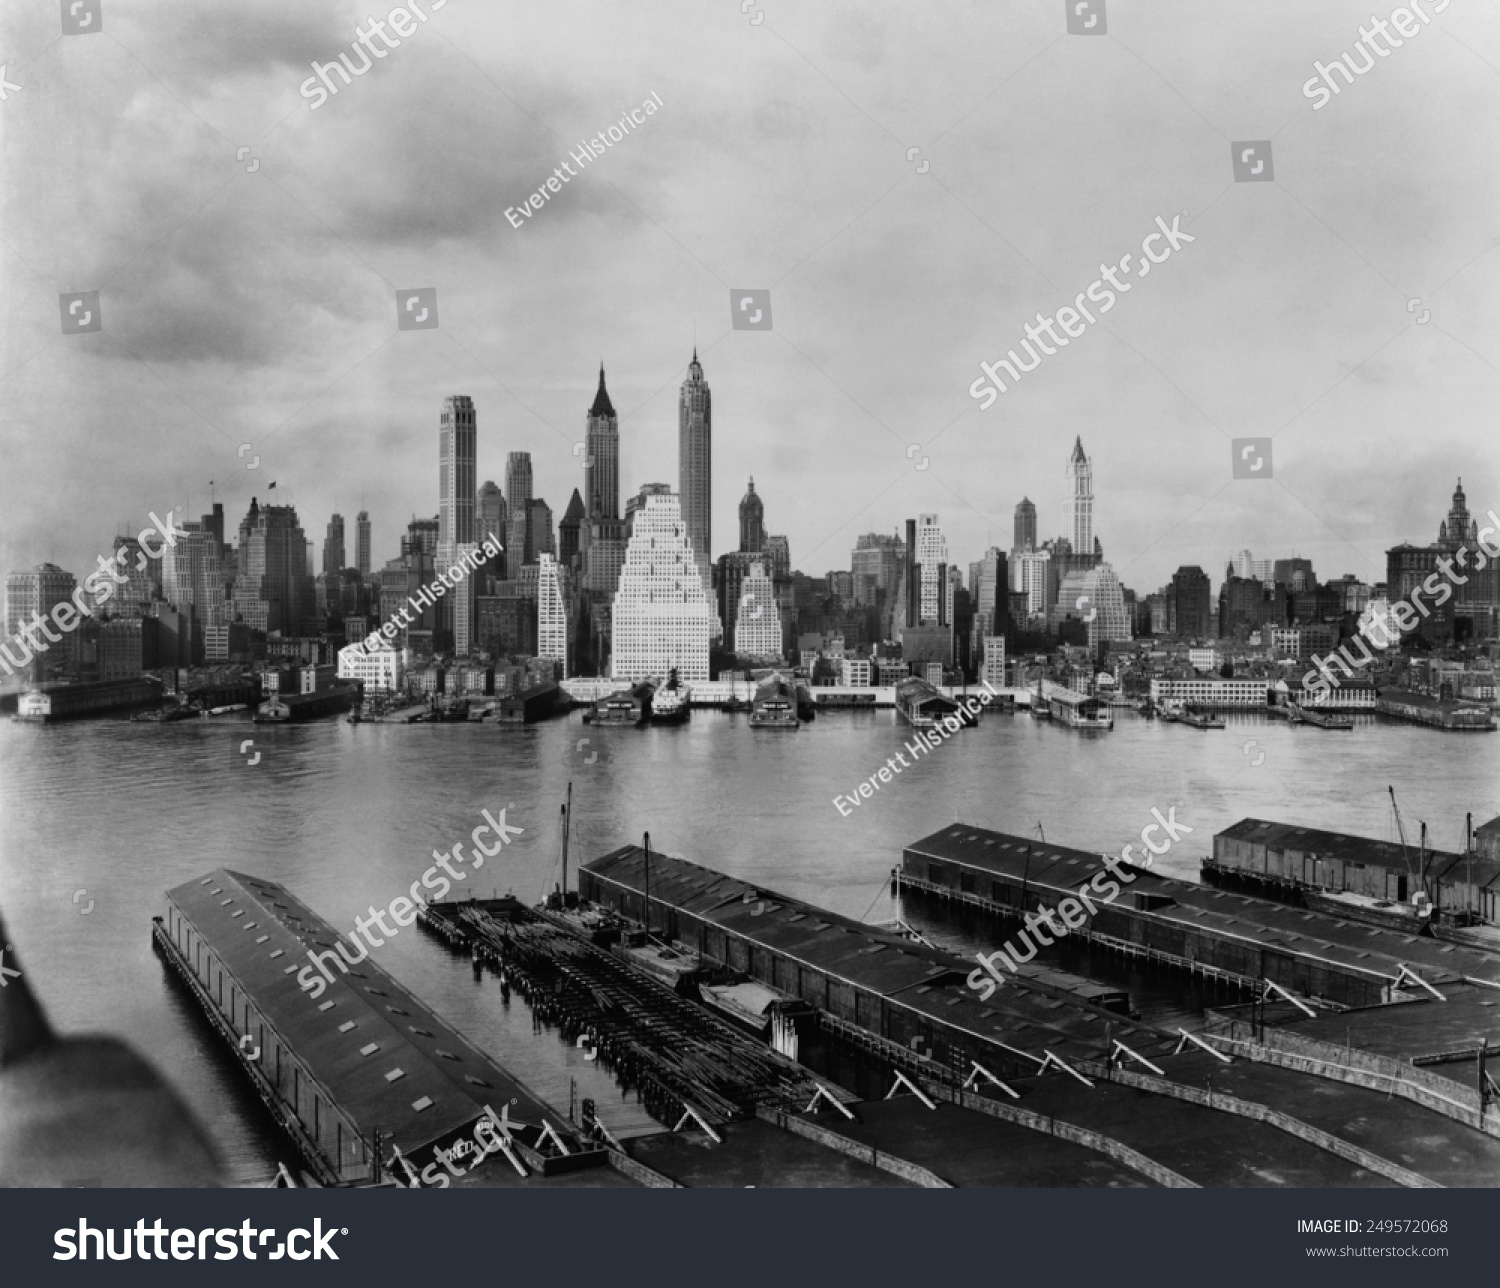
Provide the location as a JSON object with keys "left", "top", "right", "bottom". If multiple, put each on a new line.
{"left": 3, "top": 0, "right": 1498, "bottom": 599}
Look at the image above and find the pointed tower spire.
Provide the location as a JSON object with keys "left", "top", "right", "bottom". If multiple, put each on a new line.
{"left": 589, "top": 364, "right": 615, "bottom": 417}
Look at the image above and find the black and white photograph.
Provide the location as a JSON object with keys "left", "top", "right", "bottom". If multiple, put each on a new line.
{"left": 2, "top": 0, "right": 1498, "bottom": 1278}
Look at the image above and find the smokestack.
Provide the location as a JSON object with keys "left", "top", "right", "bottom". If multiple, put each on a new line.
{"left": 937, "top": 562, "right": 947, "bottom": 627}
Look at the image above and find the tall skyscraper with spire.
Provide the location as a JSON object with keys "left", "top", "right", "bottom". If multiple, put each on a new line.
{"left": 678, "top": 349, "right": 712, "bottom": 594}
{"left": 584, "top": 365, "right": 619, "bottom": 521}
{"left": 582, "top": 366, "right": 627, "bottom": 599}
{"left": 739, "top": 477, "right": 764, "bottom": 553}
{"left": 1063, "top": 436, "right": 1093, "bottom": 557}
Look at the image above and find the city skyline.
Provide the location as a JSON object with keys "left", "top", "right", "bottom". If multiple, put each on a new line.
{"left": 6, "top": 4, "right": 1496, "bottom": 602}
{"left": 7, "top": 420, "right": 1494, "bottom": 645}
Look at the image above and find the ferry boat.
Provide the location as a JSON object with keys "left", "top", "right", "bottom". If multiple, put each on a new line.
{"left": 1303, "top": 888, "right": 1432, "bottom": 934}
{"left": 749, "top": 675, "right": 799, "bottom": 729}
{"left": 650, "top": 670, "right": 691, "bottom": 724}
{"left": 1047, "top": 687, "right": 1113, "bottom": 729}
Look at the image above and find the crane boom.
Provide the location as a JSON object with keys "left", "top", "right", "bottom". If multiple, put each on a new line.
{"left": 1388, "top": 785, "right": 1422, "bottom": 896}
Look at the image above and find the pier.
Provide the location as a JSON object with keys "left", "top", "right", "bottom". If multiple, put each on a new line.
{"left": 578, "top": 839, "right": 1500, "bottom": 1179}
{"left": 155, "top": 871, "right": 608, "bottom": 1187}
{"left": 899, "top": 825, "right": 1500, "bottom": 1008}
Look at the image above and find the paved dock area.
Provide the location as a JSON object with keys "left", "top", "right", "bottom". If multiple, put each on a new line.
{"left": 624, "top": 1119, "right": 911, "bottom": 1188}
{"left": 1159, "top": 1050, "right": 1500, "bottom": 1187}
{"left": 986, "top": 1073, "right": 1394, "bottom": 1188}
{"left": 793, "top": 1099, "right": 1152, "bottom": 1188}
{"left": 1256, "top": 990, "right": 1500, "bottom": 1092}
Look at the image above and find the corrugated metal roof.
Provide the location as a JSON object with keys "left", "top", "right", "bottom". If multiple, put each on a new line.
{"left": 904, "top": 824, "right": 1500, "bottom": 988}
{"left": 166, "top": 870, "right": 573, "bottom": 1156}
{"left": 581, "top": 844, "right": 1174, "bottom": 1062}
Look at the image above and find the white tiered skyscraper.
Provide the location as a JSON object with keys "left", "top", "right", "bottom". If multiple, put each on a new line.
{"left": 537, "top": 552, "right": 569, "bottom": 673}
{"left": 733, "top": 560, "right": 781, "bottom": 657}
{"left": 610, "top": 493, "right": 713, "bottom": 681}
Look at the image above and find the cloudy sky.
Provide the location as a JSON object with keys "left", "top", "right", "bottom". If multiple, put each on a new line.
{"left": 3, "top": 0, "right": 1498, "bottom": 599}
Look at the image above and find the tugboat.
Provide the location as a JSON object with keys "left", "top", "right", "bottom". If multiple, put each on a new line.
{"left": 650, "top": 669, "right": 691, "bottom": 724}
{"left": 433, "top": 697, "right": 470, "bottom": 723}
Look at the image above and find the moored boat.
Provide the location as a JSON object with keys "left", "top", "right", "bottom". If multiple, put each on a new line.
{"left": 1304, "top": 888, "right": 1433, "bottom": 934}
{"left": 650, "top": 670, "right": 691, "bottom": 723}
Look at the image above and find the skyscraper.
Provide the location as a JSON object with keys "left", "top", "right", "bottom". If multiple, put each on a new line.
{"left": 559, "top": 489, "right": 585, "bottom": 567}
{"left": 610, "top": 493, "right": 713, "bottom": 681}
{"left": 734, "top": 561, "right": 781, "bottom": 657}
{"left": 505, "top": 452, "right": 534, "bottom": 568}
{"left": 1063, "top": 437, "right": 1094, "bottom": 558}
{"left": 537, "top": 552, "right": 569, "bottom": 672}
{"left": 2, "top": 563, "right": 77, "bottom": 680}
{"left": 739, "top": 477, "right": 764, "bottom": 553}
{"left": 916, "top": 514, "right": 950, "bottom": 623}
{"left": 477, "top": 482, "right": 507, "bottom": 564}
{"left": 233, "top": 499, "right": 316, "bottom": 636}
{"left": 163, "top": 521, "right": 228, "bottom": 661}
{"left": 1013, "top": 497, "right": 1037, "bottom": 551}
{"left": 1012, "top": 547, "right": 1054, "bottom": 621}
{"left": 970, "top": 547, "right": 1010, "bottom": 660}
{"left": 530, "top": 498, "right": 555, "bottom": 560}
{"left": 1233, "top": 549, "right": 1273, "bottom": 583}
{"left": 1169, "top": 565, "right": 1213, "bottom": 640}
{"left": 438, "top": 396, "right": 478, "bottom": 654}
{"left": 323, "top": 514, "right": 346, "bottom": 578}
{"left": 581, "top": 368, "right": 627, "bottom": 609}
{"left": 584, "top": 365, "right": 620, "bottom": 521}
{"left": 851, "top": 533, "right": 904, "bottom": 608}
{"left": 356, "top": 511, "right": 371, "bottom": 578}
{"left": 678, "top": 350, "right": 712, "bottom": 594}
{"left": 1055, "top": 563, "right": 1130, "bottom": 648}
{"left": 438, "top": 396, "right": 477, "bottom": 566}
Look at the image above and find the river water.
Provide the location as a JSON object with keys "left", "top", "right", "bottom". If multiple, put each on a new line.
{"left": 1, "top": 706, "right": 1495, "bottom": 1182}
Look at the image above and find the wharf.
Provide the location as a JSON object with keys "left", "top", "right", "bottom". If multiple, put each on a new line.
{"left": 577, "top": 841, "right": 1500, "bottom": 1183}
{"left": 901, "top": 824, "right": 1500, "bottom": 1008}
{"left": 156, "top": 871, "right": 606, "bottom": 1187}
{"left": 417, "top": 898, "right": 827, "bottom": 1125}
{"left": 1376, "top": 688, "right": 1496, "bottom": 731}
